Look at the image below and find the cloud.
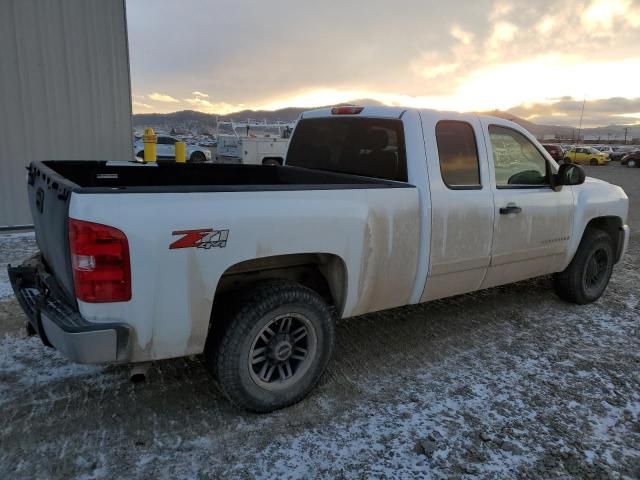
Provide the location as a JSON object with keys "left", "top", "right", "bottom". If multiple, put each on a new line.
{"left": 581, "top": 0, "right": 637, "bottom": 33}
{"left": 148, "top": 92, "right": 180, "bottom": 103}
{"left": 450, "top": 25, "right": 473, "bottom": 45}
{"left": 192, "top": 91, "right": 209, "bottom": 98}
{"left": 487, "top": 21, "right": 517, "bottom": 49}
{"left": 183, "top": 97, "right": 245, "bottom": 115}
{"left": 507, "top": 97, "right": 640, "bottom": 127}
{"left": 132, "top": 100, "right": 153, "bottom": 109}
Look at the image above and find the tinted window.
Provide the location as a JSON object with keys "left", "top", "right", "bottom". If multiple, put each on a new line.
{"left": 435, "top": 121, "right": 481, "bottom": 188}
{"left": 158, "top": 136, "right": 176, "bottom": 145}
{"left": 489, "top": 125, "right": 548, "bottom": 187}
{"left": 286, "top": 118, "right": 407, "bottom": 181}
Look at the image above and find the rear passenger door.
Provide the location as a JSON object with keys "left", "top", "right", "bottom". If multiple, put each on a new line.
{"left": 420, "top": 114, "right": 495, "bottom": 301}
{"left": 480, "top": 119, "right": 573, "bottom": 288}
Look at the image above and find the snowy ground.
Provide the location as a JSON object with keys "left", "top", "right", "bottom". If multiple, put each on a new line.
{"left": 1, "top": 165, "right": 639, "bottom": 479}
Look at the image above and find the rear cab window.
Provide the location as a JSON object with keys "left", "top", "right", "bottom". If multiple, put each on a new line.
{"left": 286, "top": 117, "right": 408, "bottom": 182}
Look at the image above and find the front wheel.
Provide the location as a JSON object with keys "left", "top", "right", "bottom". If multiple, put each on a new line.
{"left": 262, "top": 158, "right": 283, "bottom": 166}
{"left": 553, "top": 229, "right": 614, "bottom": 304}
{"left": 207, "top": 280, "right": 335, "bottom": 412}
{"left": 190, "top": 151, "right": 206, "bottom": 163}
{"left": 628, "top": 159, "right": 637, "bottom": 168}
{"left": 590, "top": 158, "right": 599, "bottom": 166}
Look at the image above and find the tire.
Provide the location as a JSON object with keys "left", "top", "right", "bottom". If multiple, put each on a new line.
{"left": 262, "top": 158, "right": 282, "bottom": 166}
{"left": 590, "top": 159, "right": 598, "bottom": 166}
{"left": 190, "top": 151, "right": 206, "bottom": 163}
{"left": 136, "top": 150, "right": 145, "bottom": 159}
{"left": 206, "top": 280, "right": 335, "bottom": 412}
{"left": 553, "top": 229, "right": 614, "bottom": 304}
{"left": 628, "top": 159, "right": 637, "bottom": 168}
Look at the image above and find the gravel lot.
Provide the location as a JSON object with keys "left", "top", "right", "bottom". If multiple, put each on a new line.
{"left": 1, "top": 164, "right": 639, "bottom": 479}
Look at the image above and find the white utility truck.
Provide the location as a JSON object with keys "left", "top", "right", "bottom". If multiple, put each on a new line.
{"left": 9, "top": 106, "right": 630, "bottom": 412}
{"left": 240, "top": 136, "right": 289, "bottom": 165}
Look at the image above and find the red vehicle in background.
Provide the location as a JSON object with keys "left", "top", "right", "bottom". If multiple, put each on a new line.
{"left": 542, "top": 144, "right": 564, "bottom": 161}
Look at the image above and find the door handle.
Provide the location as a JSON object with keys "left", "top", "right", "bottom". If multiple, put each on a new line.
{"left": 499, "top": 203, "right": 522, "bottom": 215}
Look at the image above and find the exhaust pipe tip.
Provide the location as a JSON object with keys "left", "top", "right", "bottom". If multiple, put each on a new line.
{"left": 129, "top": 363, "right": 151, "bottom": 383}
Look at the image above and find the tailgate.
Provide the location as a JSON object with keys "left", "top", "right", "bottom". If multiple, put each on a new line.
{"left": 27, "top": 162, "right": 76, "bottom": 303}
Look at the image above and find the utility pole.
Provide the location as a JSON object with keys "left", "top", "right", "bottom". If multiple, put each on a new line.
{"left": 624, "top": 127, "right": 628, "bottom": 145}
{"left": 576, "top": 96, "right": 586, "bottom": 145}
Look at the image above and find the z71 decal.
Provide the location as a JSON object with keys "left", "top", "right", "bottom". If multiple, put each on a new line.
{"left": 170, "top": 229, "right": 229, "bottom": 249}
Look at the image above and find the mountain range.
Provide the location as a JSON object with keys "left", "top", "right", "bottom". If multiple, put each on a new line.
{"left": 133, "top": 99, "right": 640, "bottom": 142}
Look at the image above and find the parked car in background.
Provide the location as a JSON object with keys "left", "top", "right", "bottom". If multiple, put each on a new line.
{"left": 609, "top": 147, "right": 632, "bottom": 161}
{"left": 564, "top": 146, "right": 609, "bottom": 166}
{"left": 542, "top": 144, "right": 564, "bottom": 161}
{"left": 134, "top": 135, "right": 212, "bottom": 163}
{"left": 594, "top": 146, "right": 614, "bottom": 155}
{"left": 621, "top": 151, "right": 640, "bottom": 167}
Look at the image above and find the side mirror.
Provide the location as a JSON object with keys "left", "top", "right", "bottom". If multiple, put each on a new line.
{"left": 554, "top": 163, "right": 585, "bottom": 188}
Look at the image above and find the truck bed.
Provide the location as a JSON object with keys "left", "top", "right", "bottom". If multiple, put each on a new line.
{"left": 35, "top": 161, "right": 407, "bottom": 193}
{"left": 27, "top": 160, "right": 412, "bottom": 305}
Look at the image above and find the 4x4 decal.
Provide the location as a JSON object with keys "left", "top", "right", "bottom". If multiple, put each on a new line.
{"left": 170, "top": 229, "right": 229, "bottom": 249}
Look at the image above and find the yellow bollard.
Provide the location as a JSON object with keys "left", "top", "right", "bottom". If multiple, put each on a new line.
{"left": 142, "top": 127, "right": 157, "bottom": 162}
{"left": 175, "top": 142, "right": 186, "bottom": 163}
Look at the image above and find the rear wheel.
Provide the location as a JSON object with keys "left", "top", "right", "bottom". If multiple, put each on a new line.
{"left": 590, "top": 158, "right": 598, "bottom": 166}
{"left": 553, "top": 229, "right": 614, "bottom": 304}
{"left": 136, "top": 150, "right": 144, "bottom": 159}
{"left": 190, "top": 151, "right": 206, "bottom": 163}
{"left": 206, "top": 280, "right": 335, "bottom": 412}
{"left": 628, "top": 159, "right": 637, "bottom": 168}
{"left": 262, "top": 158, "right": 282, "bottom": 166}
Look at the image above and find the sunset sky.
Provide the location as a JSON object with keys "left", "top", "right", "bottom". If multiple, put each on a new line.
{"left": 127, "top": 0, "right": 640, "bottom": 127}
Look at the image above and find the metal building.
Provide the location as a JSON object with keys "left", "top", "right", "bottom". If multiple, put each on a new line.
{"left": 0, "top": 0, "right": 132, "bottom": 228}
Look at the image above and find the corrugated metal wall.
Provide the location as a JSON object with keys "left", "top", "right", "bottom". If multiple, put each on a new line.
{"left": 0, "top": 0, "right": 132, "bottom": 227}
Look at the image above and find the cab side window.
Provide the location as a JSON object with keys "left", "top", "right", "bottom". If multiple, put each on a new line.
{"left": 489, "top": 125, "right": 548, "bottom": 187}
{"left": 435, "top": 121, "right": 481, "bottom": 188}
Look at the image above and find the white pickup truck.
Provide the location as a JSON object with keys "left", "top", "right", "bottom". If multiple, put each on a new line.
{"left": 9, "top": 106, "right": 629, "bottom": 412}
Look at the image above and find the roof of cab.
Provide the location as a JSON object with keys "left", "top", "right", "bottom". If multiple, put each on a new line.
{"left": 301, "top": 106, "right": 407, "bottom": 119}
{"left": 300, "top": 105, "right": 521, "bottom": 129}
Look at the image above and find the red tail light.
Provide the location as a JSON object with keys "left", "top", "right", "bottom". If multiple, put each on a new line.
{"left": 331, "top": 106, "right": 364, "bottom": 115}
{"left": 68, "top": 218, "right": 131, "bottom": 303}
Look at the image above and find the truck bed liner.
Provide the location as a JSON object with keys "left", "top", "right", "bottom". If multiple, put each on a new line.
{"left": 36, "top": 161, "right": 411, "bottom": 194}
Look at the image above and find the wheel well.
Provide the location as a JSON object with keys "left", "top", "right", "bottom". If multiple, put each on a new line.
{"left": 213, "top": 253, "right": 347, "bottom": 313}
{"left": 585, "top": 216, "right": 623, "bottom": 261}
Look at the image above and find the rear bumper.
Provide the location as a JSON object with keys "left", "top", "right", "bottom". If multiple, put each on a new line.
{"left": 7, "top": 255, "right": 131, "bottom": 364}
